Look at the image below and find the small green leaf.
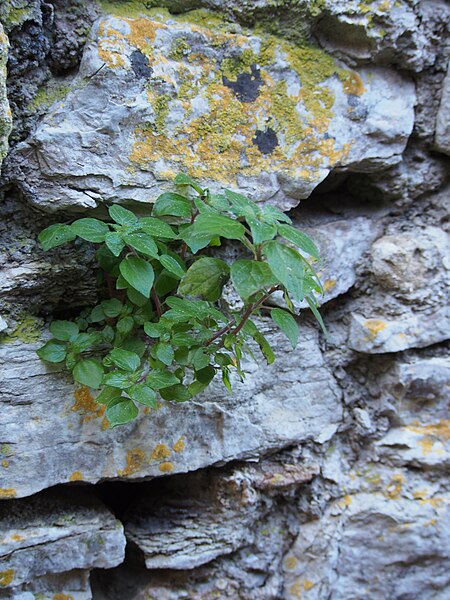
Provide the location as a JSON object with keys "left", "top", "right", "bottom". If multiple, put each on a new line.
{"left": 175, "top": 172, "right": 204, "bottom": 194}
{"left": 71, "top": 332, "right": 100, "bottom": 353}
{"left": 155, "top": 342, "right": 174, "bottom": 366}
{"left": 101, "top": 299, "right": 123, "bottom": 318}
{"left": 110, "top": 348, "right": 140, "bottom": 372}
{"left": 119, "top": 256, "right": 154, "bottom": 298}
{"left": 152, "top": 192, "right": 192, "bottom": 218}
{"left": 230, "top": 259, "right": 277, "bottom": 299}
{"left": 261, "top": 204, "right": 291, "bottom": 225}
{"left": 127, "top": 287, "right": 148, "bottom": 307}
{"left": 181, "top": 214, "right": 245, "bottom": 252}
{"left": 106, "top": 397, "right": 138, "bottom": 427}
{"left": 71, "top": 218, "right": 110, "bottom": 243}
{"left": 146, "top": 370, "right": 180, "bottom": 389}
{"left": 271, "top": 308, "right": 299, "bottom": 349}
{"left": 178, "top": 257, "right": 230, "bottom": 301}
{"left": 49, "top": 320, "right": 79, "bottom": 342}
{"left": 306, "top": 296, "right": 328, "bottom": 340}
{"left": 253, "top": 331, "right": 275, "bottom": 365}
{"left": 117, "top": 316, "right": 134, "bottom": 335}
{"left": 124, "top": 233, "right": 159, "bottom": 258}
{"left": 265, "top": 241, "right": 305, "bottom": 302}
{"left": 195, "top": 365, "right": 216, "bottom": 384}
{"left": 139, "top": 217, "right": 178, "bottom": 239}
{"left": 95, "top": 386, "right": 122, "bottom": 405}
{"left": 73, "top": 359, "right": 104, "bottom": 388}
{"left": 109, "top": 205, "right": 138, "bottom": 226}
{"left": 128, "top": 384, "right": 157, "bottom": 407}
{"left": 37, "top": 340, "right": 67, "bottom": 363}
{"left": 160, "top": 384, "right": 191, "bottom": 402}
{"left": 224, "top": 189, "right": 258, "bottom": 219}
{"left": 118, "top": 336, "right": 146, "bottom": 357}
{"left": 90, "top": 305, "right": 105, "bottom": 323}
{"left": 144, "top": 321, "right": 168, "bottom": 338}
{"left": 105, "top": 232, "right": 125, "bottom": 257}
{"left": 39, "top": 224, "right": 76, "bottom": 251}
{"left": 278, "top": 224, "right": 320, "bottom": 259}
{"left": 248, "top": 218, "right": 277, "bottom": 244}
{"left": 103, "top": 371, "right": 134, "bottom": 389}
{"left": 159, "top": 254, "right": 186, "bottom": 279}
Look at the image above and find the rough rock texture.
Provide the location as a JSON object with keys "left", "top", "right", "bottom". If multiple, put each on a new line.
{"left": 0, "top": 0, "right": 449, "bottom": 598}
{"left": 4, "top": 7, "right": 415, "bottom": 211}
{"left": 0, "top": 24, "right": 12, "bottom": 164}
{"left": 0, "top": 488, "right": 126, "bottom": 597}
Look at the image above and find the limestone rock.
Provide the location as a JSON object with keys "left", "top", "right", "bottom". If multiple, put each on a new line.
{"left": 284, "top": 492, "right": 450, "bottom": 599}
{"left": 435, "top": 63, "right": 450, "bottom": 156}
{"left": 0, "top": 488, "right": 125, "bottom": 592}
{"left": 0, "top": 570, "right": 91, "bottom": 600}
{"left": 0, "top": 24, "right": 12, "bottom": 165}
{"left": 5, "top": 8, "right": 415, "bottom": 212}
{"left": 0, "top": 322, "right": 341, "bottom": 498}
{"left": 125, "top": 461, "right": 319, "bottom": 570}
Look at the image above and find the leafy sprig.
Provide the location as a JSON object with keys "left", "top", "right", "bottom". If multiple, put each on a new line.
{"left": 37, "top": 174, "right": 326, "bottom": 427}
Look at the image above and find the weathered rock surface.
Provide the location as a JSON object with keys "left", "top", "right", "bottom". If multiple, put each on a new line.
{"left": 0, "top": 488, "right": 125, "bottom": 594}
{"left": 0, "top": 322, "right": 340, "bottom": 498}
{"left": 435, "top": 63, "right": 450, "bottom": 155}
{"left": 5, "top": 7, "right": 415, "bottom": 212}
{"left": 0, "top": 24, "right": 12, "bottom": 165}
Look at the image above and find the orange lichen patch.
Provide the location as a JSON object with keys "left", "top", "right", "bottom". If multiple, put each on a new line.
{"left": 384, "top": 473, "right": 405, "bottom": 499}
{"left": 173, "top": 436, "right": 186, "bottom": 453}
{"left": 363, "top": 319, "right": 386, "bottom": 339}
{"left": 342, "top": 71, "right": 365, "bottom": 96}
{"left": 11, "top": 534, "right": 23, "bottom": 541}
{"left": 126, "top": 17, "right": 160, "bottom": 54}
{"left": 159, "top": 461, "right": 174, "bottom": 472}
{"left": 69, "top": 471, "right": 83, "bottom": 482}
{"left": 151, "top": 443, "right": 171, "bottom": 461}
{"left": 419, "top": 496, "right": 445, "bottom": 508}
{"left": 101, "top": 416, "right": 110, "bottom": 430}
{"left": 72, "top": 386, "right": 106, "bottom": 423}
{"left": 323, "top": 279, "right": 336, "bottom": 292}
{"left": 407, "top": 420, "right": 450, "bottom": 441}
{"left": 284, "top": 555, "right": 298, "bottom": 570}
{"left": 0, "top": 569, "right": 14, "bottom": 587}
{"left": 52, "top": 594, "right": 74, "bottom": 600}
{"left": 98, "top": 21, "right": 126, "bottom": 68}
{"left": 338, "top": 494, "right": 353, "bottom": 508}
{"left": 118, "top": 449, "right": 146, "bottom": 476}
{"left": 0, "top": 488, "right": 16, "bottom": 499}
{"left": 301, "top": 580, "right": 315, "bottom": 591}
{"left": 1, "top": 460, "right": 8, "bottom": 468}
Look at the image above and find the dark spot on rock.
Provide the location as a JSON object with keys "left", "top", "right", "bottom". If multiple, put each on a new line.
{"left": 130, "top": 50, "right": 153, "bottom": 79}
{"left": 222, "top": 64, "right": 264, "bottom": 103}
{"left": 252, "top": 128, "right": 279, "bottom": 155}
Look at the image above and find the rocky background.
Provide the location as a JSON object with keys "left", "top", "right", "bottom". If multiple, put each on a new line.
{"left": 0, "top": 0, "right": 449, "bottom": 598}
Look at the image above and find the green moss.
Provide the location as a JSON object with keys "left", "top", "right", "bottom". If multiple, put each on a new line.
{"left": 168, "top": 37, "right": 191, "bottom": 60}
{"left": 1, "top": 313, "right": 43, "bottom": 344}
{"left": 270, "top": 81, "right": 305, "bottom": 143}
{"left": 0, "top": 445, "right": 11, "bottom": 456}
{"left": 30, "top": 84, "right": 71, "bottom": 111}
{"left": 220, "top": 48, "right": 259, "bottom": 80}
{"left": 152, "top": 93, "right": 171, "bottom": 134}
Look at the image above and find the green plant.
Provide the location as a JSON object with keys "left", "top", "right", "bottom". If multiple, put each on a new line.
{"left": 37, "top": 174, "right": 327, "bottom": 427}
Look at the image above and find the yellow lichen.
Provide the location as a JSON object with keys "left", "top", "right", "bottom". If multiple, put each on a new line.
{"left": 0, "top": 488, "right": 16, "bottom": 499}
{"left": 284, "top": 555, "right": 298, "bottom": 570}
{"left": 363, "top": 319, "right": 386, "bottom": 338}
{"left": 173, "top": 436, "right": 186, "bottom": 453}
{"left": 406, "top": 420, "right": 450, "bottom": 455}
{"left": 338, "top": 495, "right": 353, "bottom": 508}
{"left": 323, "top": 279, "right": 336, "bottom": 292}
{"left": 289, "top": 582, "right": 303, "bottom": 599}
{"left": 342, "top": 71, "right": 365, "bottom": 96}
{"left": 118, "top": 449, "right": 146, "bottom": 476}
{"left": 384, "top": 473, "right": 405, "bottom": 499}
{"left": 1, "top": 460, "right": 8, "bottom": 468}
{"left": 301, "top": 580, "right": 315, "bottom": 591}
{"left": 0, "top": 569, "right": 14, "bottom": 587}
{"left": 72, "top": 386, "right": 105, "bottom": 423}
{"left": 159, "top": 461, "right": 174, "bottom": 472}
{"left": 69, "top": 471, "right": 83, "bottom": 482}
{"left": 11, "top": 534, "right": 23, "bottom": 541}
{"left": 151, "top": 443, "right": 171, "bottom": 461}
{"left": 52, "top": 594, "right": 74, "bottom": 600}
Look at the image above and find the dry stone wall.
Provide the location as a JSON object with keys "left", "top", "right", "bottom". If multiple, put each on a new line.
{"left": 0, "top": 1, "right": 449, "bottom": 599}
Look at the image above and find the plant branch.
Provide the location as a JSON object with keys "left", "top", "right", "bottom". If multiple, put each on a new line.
{"left": 230, "top": 286, "right": 280, "bottom": 337}
{"left": 152, "top": 286, "right": 162, "bottom": 318}
{"left": 204, "top": 319, "right": 236, "bottom": 347}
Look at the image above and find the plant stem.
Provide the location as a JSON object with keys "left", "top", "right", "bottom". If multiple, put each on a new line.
{"left": 204, "top": 319, "right": 236, "bottom": 347}
{"left": 152, "top": 287, "right": 162, "bottom": 318}
{"left": 230, "top": 286, "right": 280, "bottom": 337}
